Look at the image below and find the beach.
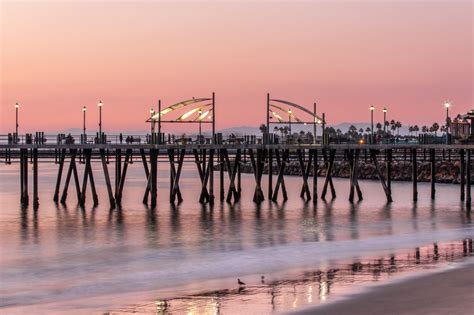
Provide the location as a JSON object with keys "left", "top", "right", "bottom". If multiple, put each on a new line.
{"left": 291, "top": 260, "right": 474, "bottom": 315}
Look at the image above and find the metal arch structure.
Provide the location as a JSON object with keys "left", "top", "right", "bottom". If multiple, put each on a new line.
{"left": 266, "top": 93, "right": 326, "bottom": 143}
{"left": 146, "top": 93, "right": 216, "bottom": 142}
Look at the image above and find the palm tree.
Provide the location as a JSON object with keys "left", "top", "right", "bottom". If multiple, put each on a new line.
{"left": 408, "top": 126, "right": 414, "bottom": 136}
{"left": 273, "top": 126, "right": 279, "bottom": 134}
{"left": 395, "top": 121, "right": 402, "bottom": 135}
{"left": 422, "top": 125, "right": 428, "bottom": 134}
{"left": 431, "top": 122, "right": 439, "bottom": 136}
{"left": 259, "top": 124, "right": 266, "bottom": 134}
{"left": 414, "top": 125, "right": 419, "bottom": 136}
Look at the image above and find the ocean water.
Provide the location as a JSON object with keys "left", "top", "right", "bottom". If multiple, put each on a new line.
{"left": 0, "top": 161, "right": 472, "bottom": 314}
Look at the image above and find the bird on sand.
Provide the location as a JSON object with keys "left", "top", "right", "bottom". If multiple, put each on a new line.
{"left": 261, "top": 275, "right": 265, "bottom": 284}
{"left": 238, "top": 278, "right": 245, "bottom": 286}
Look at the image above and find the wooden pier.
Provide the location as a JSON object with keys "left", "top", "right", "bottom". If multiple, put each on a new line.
{"left": 1, "top": 143, "right": 472, "bottom": 210}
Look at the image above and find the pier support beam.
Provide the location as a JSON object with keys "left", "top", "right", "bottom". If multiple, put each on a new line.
{"left": 268, "top": 149, "right": 273, "bottom": 200}
{"left": 249, "top": 148, "right": 266, "bottom": 203}
{"left": 33, "top": 148, "right": 39, "bottom": 209}
{"left": 412, "top": 148, "right": 418, "bottom": 202}
{"left": 370, "top": 149, "right": 392, "bottom": 202}
{"left": 140, "top": 149, "right": 150, "bottom": 204}
{"left": 219, "top": 149, "right": 225, "bottom": 202}
{"left": 467, "top": 149, "right": 471, "bottom": 209}
{"left": 80, "top": 149, "right": 98, "bottom": 207}
{"left": 312, "top": 149, "right": 318, "bottom": 204}
{"left": 100, "top": 149, "right": 116, "bottom": 209}
{"left": 116, "top": 149, "right": 132, "bottom": 205}
{"left": 53, "top": 149, "right": 66, "bottom": 202}
{"left": 272, "top": 149, "right": 288, "bottom": 202}
{"left": 115, "top": 149, "right": 122, "bottom": 200}
{"left": 386, "top": 149, "right": 392, "bottom": 194}
{"left": 169, "top": 149, "right": 185, "bottom": 204}
{"left": 460, "top": 149, "right": 465, "bottom": 202}
{"left": 224, "top": 148, "right": 241, "bottom": 203}
{"left": 321, "top": 149, "right": 336, "bottom": 200}
{"left": 430, "top": 148, "right": 436, "bottom": 200}
{"left": 348, "top": 149, "right": 363, "bottom": 203}
{"left": 194, "top": 149, "right": 213, "bottom": 204}
{"left": 150, "top": 149, "right": 158, "bottom": 208}
{"left": 297, "top": 149, "right": 312, "bottom": 201}
{"left": 60, "top": 150, "right": 81, "bottom": 204}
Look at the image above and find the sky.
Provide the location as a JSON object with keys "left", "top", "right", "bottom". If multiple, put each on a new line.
{"left": 0, "top": 0, "right": 472, "bottom": 133}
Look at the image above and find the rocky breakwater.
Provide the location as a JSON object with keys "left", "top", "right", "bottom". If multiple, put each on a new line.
{"left": 225, "top": 160, "right": 470, "bottom": 184}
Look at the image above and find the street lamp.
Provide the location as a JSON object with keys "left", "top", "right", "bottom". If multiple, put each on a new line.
{"left": 198, "top": 110, "right": 202, "bottom": 143}
{"left": 15, "top": 103, "right": 19, "bottom": 143}
{"left": 288, "top": 109, "right": 292, "bottom": 136}
{"left": 444, "top": 101, "right": 451, "bottom": 144}
{"left": 82, "top": 106, "right": 87, "bottom": 143}
{"left": 383, "top": 107, "right": 387, "bottom": 133}
{"left": 150, "top": 108, "right": 155, "bottom": 140}
{"left": 370, "top": 105, "right": 375, "bottom": 144}
{"left": 98, "top": 100, "right": 103, "bottom": 143}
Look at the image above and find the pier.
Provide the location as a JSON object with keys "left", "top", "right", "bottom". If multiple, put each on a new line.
{"left": 2, "top": 94, "right": 473, "bottom": 210}
{"left": 1, "top": 142, "right": 472, "bottom": 210}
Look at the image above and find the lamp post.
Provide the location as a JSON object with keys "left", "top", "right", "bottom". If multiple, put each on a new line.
{"left": 98, "top": 100, "right": 103, "bottom": 143}
{"left": 444, "top": 101, "right": 450, "bottom": 144}
{"left": 150, "top": 108, "right": 155, "bottom": 134}
{"left": 198, "top": 110, "right": 202, "bottom": 143}
{"left": 383, "top": 108, "right": 387, "bottom": 133}
{"left": 15, "top": 103, "right": 19, "bottom": 143}
{"left": 82, "top": 106, "right": 87, "bottom": 143}
{"left": 288, "top": 109, "right": 292, "bottom": 136}
{"left": 370, "top": 105, "right": 375, "bottom": 144}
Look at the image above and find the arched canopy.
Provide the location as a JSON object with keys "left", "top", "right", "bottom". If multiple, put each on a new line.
{"left": 269, "top": 98, "right": 324, "bottom": 124}
{"left": 146, "top": 97, "right": 213, "bottom": 122}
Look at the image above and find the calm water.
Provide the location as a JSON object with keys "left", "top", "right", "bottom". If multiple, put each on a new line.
{"left": 0, "top": 161, "right": 472, "bottom": 314}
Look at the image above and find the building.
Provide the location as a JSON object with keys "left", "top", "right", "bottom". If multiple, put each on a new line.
{"left": 450, "top": 109, "right": 474, "bottom": 142}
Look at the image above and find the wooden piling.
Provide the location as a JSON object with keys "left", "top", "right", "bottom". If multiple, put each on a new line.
{"left": 312, "top": 149, "right": 318, "bottom": 204}
{"left": 460, "top": 149, "right": 465, "bottom": 202}
{"left": 33, "top": 148, "right": 39, "bottom": 209}
{"left": 467, "top": 149, "right": 471, "bottom": 208}
{"left": 101, "top": 148, "right": 116, "bottom": 208}
{"left": 53, "top": 149, "right": 66, "bottom": 202}
{"left": 150, "top": 149, "right": 158, "bottom": 208}
{"left": 430, "top": 148, "right": 436, "bottom": 200}
{"left": 386, "top": 149, "right": 392, "bottom": 194}
{"left": 268, "top": 149, "right": 273, "bottom": 199}
{"left": 412, "top": 148, "right": 418, "bottom": 202}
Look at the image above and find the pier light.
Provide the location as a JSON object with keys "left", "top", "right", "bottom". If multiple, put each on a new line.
{"left": 370, "top": 106, "right": 375, "bottom": 144}
{"left": 14, "top": 102, "right": 19, "bottom": 143}
{"left": 288, "top": 109, "right": 293, "bottom": 136}
{"left": 444, "top": 101, "right": 451, "bottom": 144}
{"left": 383, "top": 108, "right": 387, "bottom": 113}
{"left": 98, "top": 100, "right": 103, "bottom": 143}
{"left": 383, "top": 107, "right": 388, "bottom": 135}
{"left": 150, "top": 108, "right": 155, "bottom": 136}
{"left": 198, "top": 110, "right": 203, "bottom": 143}
{"left": 82, "top": 106, "right": 87, "bottom": 142}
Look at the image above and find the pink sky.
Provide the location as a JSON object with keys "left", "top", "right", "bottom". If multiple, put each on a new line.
{"left": 1, "top": 0, "right": 472, "bottom": 133}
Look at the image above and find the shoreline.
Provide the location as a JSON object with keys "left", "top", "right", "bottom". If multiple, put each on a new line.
{"left": 289, "top": 259, "right": 474, "bottom": 315}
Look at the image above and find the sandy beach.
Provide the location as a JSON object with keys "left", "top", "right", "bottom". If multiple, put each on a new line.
{"left": 291, "top": 260, "right": 474, "bottom": 315}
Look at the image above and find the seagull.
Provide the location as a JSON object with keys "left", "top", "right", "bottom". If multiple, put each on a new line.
{"left": 238, "top": 278, "right": 245, "bottom": 286}
{"left": 261, "top": 275, "right": 265, "bottom": 284}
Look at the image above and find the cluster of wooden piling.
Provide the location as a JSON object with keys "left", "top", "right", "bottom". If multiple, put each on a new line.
{"left": 4, "top": 145, "right": 473, "bottom": 210}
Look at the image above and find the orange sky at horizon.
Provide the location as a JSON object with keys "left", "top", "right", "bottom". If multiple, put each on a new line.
{"left": 1, "top": 0, "right": 472, "bottom": 133}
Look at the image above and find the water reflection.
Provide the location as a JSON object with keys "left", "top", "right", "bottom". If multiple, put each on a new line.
{"left": 141, "top": 240, "right": 473, "bottom": 315}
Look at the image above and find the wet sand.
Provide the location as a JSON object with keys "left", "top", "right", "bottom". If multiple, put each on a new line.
{"left": 291, "top": 261, "right": 474, "bottom": 315}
